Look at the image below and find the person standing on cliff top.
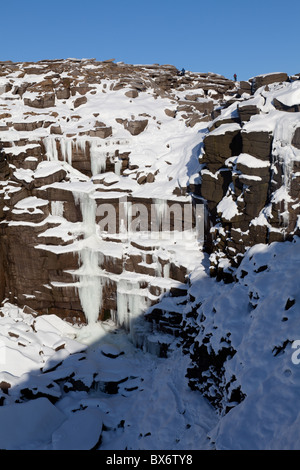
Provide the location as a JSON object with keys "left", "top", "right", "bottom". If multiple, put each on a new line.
{"left": 234, "top": 73, "right": 237, "bottom": 81}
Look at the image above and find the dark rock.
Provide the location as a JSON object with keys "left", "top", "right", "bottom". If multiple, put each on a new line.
{"left": 292, "top": 128, "right": 300, "bottom": 149}
{"left": 164, "top": 108, "right": 176, "bottom": 118}
{"left": 56, "top": 87, "right": 71, "bottom": 100}
{"left": 73, "top": 96, "right": 87, "bottom": 108}
{"left": 200, "top": 169, "right": 232, "bottom": 206}
{"left": 203, "top": 126, "right": 242, "bottom": 172}
{"left": 125, "top": 119, "right": 148, "bottom": 136}
{"left": 89, "top": 126, "right": 112, "bottom": 138}
{"left": 50, "top": 125, "right": 62, "bottom": 135}
{"left": 237, "top": 104, "right": 260, "bottom": 122}
{"left": 125, "top": 90, "right": 139, "bottom": 98}
{"left": 238, "top": 81, "right": 252, "bottom": 95}
{"left": 285, "top": 298, "right": 296, "bottom": 310}
{"left": 251, "top": 72, "right": 289, "bottom": 92}
{"left": 241, "top": 130, "right": 273, "bottom": 160}
{"left": 24, "top": 93, "right": 55, "bottom": 108}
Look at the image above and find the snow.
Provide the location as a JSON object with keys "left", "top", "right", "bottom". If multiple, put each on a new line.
{"left": 209, "top": 122, "right": 241, "bottom": 136}
{"left": 0, "top": 301, "right": 217, "bottom": 450}
{"left": 34, "top": 161, "right": 64, "bottom": 178}
{"left": 3, "top": 144, "right": 40, "bottom": 156}
{"left": 0, "top": 60, "right": 299, "bottom": 450}
{"left": 217, "top": 193, "right": 240, "bottom": 220}
{"left": 52, "top": 408, "right": 103, "bottom": 450}
{"left": 13, "top": 168, "right": 34, "bottom": 183}
{"left": 0, "top": 398, "right": 66, "bottom": 450}
{"left": 233, "top": 153, "right": 270, "bottom": 168}
{"left": 195, "top": 238, "right": 300, "bottom": 449}
{"left": 273, "top": 80, "right": 300, "bottom": 107}
{"left": 1, "top": 236, "right": 298, "bottom": 450}
{"left": 14, "top": 196, "right": 49, "bottom": 210}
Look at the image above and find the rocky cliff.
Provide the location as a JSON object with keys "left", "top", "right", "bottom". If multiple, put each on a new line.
{"left": 0, "top": 61, "right": 299, "bottom": 334}
{"left": 0, "top": 58, "right": 236, "bottom": 333}
{"left": 0, "top": 59, "right": 299, "bottom": 449}
{"left": 199, "top": 72, "right": 300, "bottom": 281}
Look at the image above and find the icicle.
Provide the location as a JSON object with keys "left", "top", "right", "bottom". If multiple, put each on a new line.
{"left": 77, "top": 248, "right": 104, "bottom": 324}
{"left": 163, "top": 263, "right": 170, "bottom": 278}
{"left": 60, "top": 138, "right": 73, "bottom": 165}
{"left": 114, "top": 157, "right": 122, "bottom": 176}
{"left": 73, "top": 191, "right": 97, "bottom": 236}
{"left": 126, "top": 201, "right": 133, "bottom": 236}
{"left": 90, "top": 140, "right": 107, "bottom": 176}
{"left": 116, "top": 278, "right": 150, "bottom": 336}
{"left": 118, "top": 198, "right": 131, "bottom": 237}
{"left": 51, "top": 201, "right": 64, "bottom": 218}
{"left": 44, "top": 136, "right": 58, "bottom": 161}
{"left": 152, "top": 252, "right": 162, "bottom": 277}
{"left": 72, "top": 189, "right": 105, "bottom": 324}
{"left": 272, "top": 117, "right": 297, "bottom": 232}
{"left": 154, "top": 198, "right": 167, "bottom": 231}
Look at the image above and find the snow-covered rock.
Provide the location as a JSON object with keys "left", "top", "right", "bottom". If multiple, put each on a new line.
{"left": 0, "top": 59, "right": 299, "bottom": 450}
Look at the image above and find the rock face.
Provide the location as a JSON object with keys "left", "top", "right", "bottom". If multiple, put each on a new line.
{"left": 195, "top": 74, "right": 300, "bottom": 280}
{"left": 0, "top": 59, "right": 300, "bottom": 436}
{"left": 250, "top": 72, "right": 288, "bottom": 93}
{"left": 0, "top": 60, "right": 298, "bottom": 329}
{"left": 179, "top": 72, "right": 300, "bottom": 414}
{"left": 0, "top": 58, "right": 237, "bottom": 329}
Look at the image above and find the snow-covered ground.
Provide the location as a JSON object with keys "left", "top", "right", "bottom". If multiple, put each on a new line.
{"left": 0, "top": 300, "right": 217, "bottom": 450}
{"left": 188, "top": 236, "right": 300, "bottom": 450}
{"left": 0, "top": 236, "right": 299, "bottom": 450}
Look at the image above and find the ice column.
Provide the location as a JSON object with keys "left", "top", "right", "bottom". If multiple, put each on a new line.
{"left": 51, "top": 201, "right": 64, "bottom": 218}
{"left": 74, "top": 190, "right": 104, "bottom": 324}
{"left": 90, "top": 140, "right": 108, "bottom": 176}
{"left": 61, "top": 138, "right": 73, "bottom": 165}
{"left": 273, "top": 117, "right": 296, "bottom": 230}
{"left": 44, "top": 136, "right": 73, "bottom": 165}
{"left": 77, "top": 246, "right": 104, "bottom": 324}
{"left": 44, "top": 136, "right": 59, "bottom": 161}
{"left": 116, "top": 278, "right": 150, "bottom": 337}
{"left": 114, "top": 157, "right": 122, "bottom": 176}
{"left": 154, "top": 198, "right": 167, "bottom": 231}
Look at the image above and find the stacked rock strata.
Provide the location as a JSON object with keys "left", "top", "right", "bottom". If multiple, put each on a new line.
{"left": 0, "top": 58, "right": 236, "bottom": 325}
{"left": 198, "top": 72, "right": 300, "bottom": 280}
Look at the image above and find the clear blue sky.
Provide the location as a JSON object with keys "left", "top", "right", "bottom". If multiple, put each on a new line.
{"left": 1, "top": 0, "right": 299, "bottom": 81}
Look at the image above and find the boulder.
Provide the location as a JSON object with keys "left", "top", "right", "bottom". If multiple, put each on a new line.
{"left": 273, "top": 98, "right": 300, "bottom": 113}
{"left": 237, "top": 104, "right": 260, "bottom": 122}
{"left": 235, "top": 154, "right": 270, "bottom": 178}
{"left": 238, "top": 81, "right": 252, "bottom": 95}
{"left": 125, "top": 90, "right": 139, "bottom": 98}
{"left": 178, "top": 99, "right": 214, "bottom": 115}
{"left": 241, "top": 130, "right": 273, "bottom": 160}
{"left": 56, "top": 87, "right": 71, "bottom": 100}
{"left": 13, "top": 122, "right": 44, "bottom": 132}
{"left": 164, "top": 108, "right": 176, "bottom": 118}
{"left": 200, "top": 169, "right": 232, "bottom": 205}
{"left": 203, "top": 124, "right": 242, "bottom": 172}
{"left": 125, "top": 119, "right": 148, "bottom": 136}
{"left": 73, "top": 96, "right": 87, "bottom": 108}
{"left": 251, "top": 72, "right": 288, "bottom": 92}
{"left": 50, "top": 125, "right": 63, "bottom": 135}
{"left": 24, "top": 93, "right": 55, "bottom": 108}
{"left": 34, "top": 169, "right": 67, "bottom": 188}
{"left": 89, "top": 126, "right": 112, "bottom": 138}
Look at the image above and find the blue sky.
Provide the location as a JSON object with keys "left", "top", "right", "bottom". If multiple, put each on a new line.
{"left": 1, "top": 0, "right": 299, "bottom": 81}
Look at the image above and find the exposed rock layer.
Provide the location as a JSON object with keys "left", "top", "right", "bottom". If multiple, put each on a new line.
{"left": 0, "top": 58, "right": 236, "bottom": 324}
